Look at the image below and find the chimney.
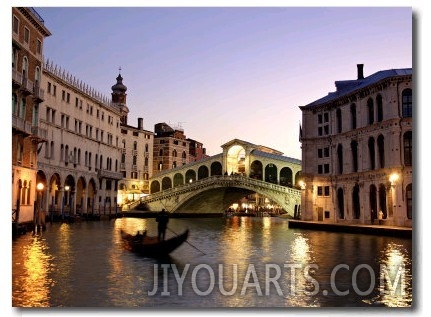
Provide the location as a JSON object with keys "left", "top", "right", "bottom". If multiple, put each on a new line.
{"left": 357, "top": 64, "right": 364, "bottom": 80}
{"left": 138, "top": 117, "right": 143, "bottom": 130}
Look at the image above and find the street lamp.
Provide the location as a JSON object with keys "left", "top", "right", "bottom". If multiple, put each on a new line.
{"left": 36, "top": 182, "right": 44, "bottom": 233}
{"left": 389, "top": 173, "right": 399, "bottom": 187}
{"left": 61, "top": 185, "right": 70, "bottom": 220}
{"left": 298, "top": 180, "right": 306, "bottom": 190}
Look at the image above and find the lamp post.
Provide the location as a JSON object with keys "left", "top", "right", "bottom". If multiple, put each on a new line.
{"left": 36, "top": 182, "right": 44, "bottom": 233}
{"left": 65, "top": 185, "right": 70, "bottom": 218}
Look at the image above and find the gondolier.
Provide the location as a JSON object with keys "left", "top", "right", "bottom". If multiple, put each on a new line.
{"left": 156, "top": 209, "right": 169, "bottom": 241}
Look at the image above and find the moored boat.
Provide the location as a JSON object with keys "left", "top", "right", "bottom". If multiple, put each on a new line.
{"left": 120, "top": 229, "right": 189, "bottom": 258}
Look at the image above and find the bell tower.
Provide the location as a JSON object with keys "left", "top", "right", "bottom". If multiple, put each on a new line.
{"left": 111, "top": 67, "right": 129, "bottom": 125}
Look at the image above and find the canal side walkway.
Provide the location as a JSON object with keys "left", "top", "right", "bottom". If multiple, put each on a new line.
{"left": 286, "top": 219, "right": 412, "bottom": 238}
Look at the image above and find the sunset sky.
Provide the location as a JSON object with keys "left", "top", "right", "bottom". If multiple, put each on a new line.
{"left": 32, "top": 5, "right": 412, "bottom": 160}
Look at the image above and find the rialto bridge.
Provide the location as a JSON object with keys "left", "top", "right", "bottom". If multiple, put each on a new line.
{"left": 135, "top": 139, "right": 302, "bottom": 216}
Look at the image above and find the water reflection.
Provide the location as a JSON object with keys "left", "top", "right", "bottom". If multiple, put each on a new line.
{"left": 12, "top": 236, "right": 53, "bottom": 307}
{"left": 376, "top": 243, "right": 412, "bottom": 307}
{"left": 12, "top": 217, "right": 413, "bottom": 308}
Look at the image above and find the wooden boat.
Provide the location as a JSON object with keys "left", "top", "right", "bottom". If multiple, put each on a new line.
{"left": 120, "top": 229, "right": 189, "bottom": 258}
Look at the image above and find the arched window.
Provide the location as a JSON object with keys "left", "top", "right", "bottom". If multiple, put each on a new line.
{"left": 22, "top": 56, "right": 28, "bottom": 78}
{"left": 35, "top": 67, "right": 41, "bottom": 87}
{"left": 377, "top": 134, "right": 385, "bottom": 168}
{"left": 376, "top": 94, "right": 383, "bottom": 122}
{"left": 19, "top": 98, "right": 26, "bottom": 119}
{"left": 368, "top": 137, "right": 375, "bottom": 170}
{"left": 337, "top": 144, "right": 343, "bottom": 174}
{"left": 133, "top": 141, "right": 137, "bottom": 151}
{"left": 350, "top": 103, "right": 357, "bottom": 129}
{"left": 367, "top": 98, "right": 374, "bottom": 125}
{"left": 403, "top": 131, "right": 412, "bottom": 166}
{"left": 351, "top": 140, "right": 358, "bottom": 172}
{"left": 337, "top": 188, "right": 345, "bottom": 219}
{"left": 402, "top": 89, "right": 412, "bottom": 118}
{"left": 406, "top": 184, "right": 412, "bottom": 219}
{"left": 172, "top": 149, "right": 177, "bottom": 157}
{"left": 12, "top": 93, "right": 17, "bottom": 116}
{"left": 336, "top": 108, "right": 342, "bottom": 133}
{"left": 352, "top": 184, "right": 360, "bottom": 219}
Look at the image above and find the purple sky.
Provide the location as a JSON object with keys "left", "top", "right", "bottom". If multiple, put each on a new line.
{"left": 32, "top": 7, "right": 412, "bottom": 159}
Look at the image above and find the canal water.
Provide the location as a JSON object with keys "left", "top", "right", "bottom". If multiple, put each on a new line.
{"left": 12, "top": 216, "right": 412, "bottom": 308}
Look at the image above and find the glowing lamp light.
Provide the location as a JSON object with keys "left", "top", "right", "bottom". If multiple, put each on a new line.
{"left": 36, "top": 182, "right": 44, "bottom": 191}
{"left": 298, "top": 180, "right": 306, "bottom": 190}
{"left": 389, "top": 173, "right": 399, "bottom": 186}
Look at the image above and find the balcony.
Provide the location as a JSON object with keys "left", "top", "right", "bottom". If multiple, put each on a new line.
{"left": 12, "top": 115, "right": 32, "bottom": 136}
{"left": 33, "top": 84, "right": 45, "bottom": 102}
{"left": 97, "top": 169, "right": 123, "bottom": 180}
{"left": 20, "top": 77, "right": 34, "bottom": 95}
{"left": 31, "top": 126, "right": 48, "bottom": 143}
{"left": 12, "top": 69, "right": 22, "bottom": 89}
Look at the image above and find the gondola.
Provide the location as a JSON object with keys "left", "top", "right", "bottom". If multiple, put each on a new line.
{"left": 120, "top": 228, "right": 189, "bottom": 258}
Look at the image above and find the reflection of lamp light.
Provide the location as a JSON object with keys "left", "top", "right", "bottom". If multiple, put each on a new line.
{"left": 189, "top": 179, "right": 193, "bottom": 183}
{"left": 65, "top": 185, "right": 70, "bottom": 192}
{"left": 389, "top": 173, "right": 399, "bottom": 187}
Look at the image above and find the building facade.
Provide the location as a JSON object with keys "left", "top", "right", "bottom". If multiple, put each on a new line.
{"left": 37, "top": 62, "right": 124, "bottom": 218}
{"left": 113, "top": 74, "right": 154, "bottom": 207}
{"left": 152, "top": 122, "right": 190, "bottom": 175}
{"left": 12, "top": 7, "right": 51, "bottom": 226}
{"left": 299, "top": 64, "right": 412, "bottom": 227}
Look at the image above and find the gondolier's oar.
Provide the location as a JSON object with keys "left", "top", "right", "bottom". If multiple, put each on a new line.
{"left": 167, "top": 227, "right": 206, "bottom": 255}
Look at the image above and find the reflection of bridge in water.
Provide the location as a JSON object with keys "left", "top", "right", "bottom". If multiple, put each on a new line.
{"left": 136, "top": 139, "right": 302, "bottom": 216}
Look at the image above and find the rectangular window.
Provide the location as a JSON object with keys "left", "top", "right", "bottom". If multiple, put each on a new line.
{"left": 324, "top": 186, "right": 330, "bottom": 196}
{"left": 47, "top": 82, "right": 51, "bottom": 94}
{"left": 324, "top": 164, "right": 330, "bottom": 173}
{"left": 24, "top": 27, "right": 30, "bottom": 44}
{"left": 324, "top": 125, "right": 329, "bottom": 135}
{"left": 318, "top": 127, "right": 322, "bottom": 136}
{"left": 13, "top": 16, "right": 19, "bottom": 34}
{"left": 62, "top": 90, "right": 66, "bottom": 101}
{"left": 324, "top": 147, "right": 329, "bottom": 157}
{"left": 53, "top": 85, "right": 57, "bottom": 96}
{"left": 66, "top": 93, "right": 70, "bottom": 103}
{"left": 317, "top": 186, "right": 323, "bottom": 196}
{"left": 318, "top": 165, "right": 323, "bottom": 174}
{"left": 318, "top": 114, "right": 322, "bottom": 124}
{"left": 318, "top": 149, "right": 323, "bottom": 158}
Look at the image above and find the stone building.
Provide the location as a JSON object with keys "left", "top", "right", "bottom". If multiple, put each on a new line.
{"left": 37, "top": 62, "right": 124, "bottom": 218}
{"left": 299, "top": 64, "right": 412, "bottom": 227}
{"left": 113, "top": 74, "right": 154, "bottom": 208}
{"left": 36, "top": 64, "right": 155, "bottom": 216}
{"left": 12, "top": 7, "right": 51, "bottom": 227}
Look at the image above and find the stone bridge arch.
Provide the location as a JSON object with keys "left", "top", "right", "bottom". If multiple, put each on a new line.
{"left": 140, "top": 175, "right": 301, "bottom": 216}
